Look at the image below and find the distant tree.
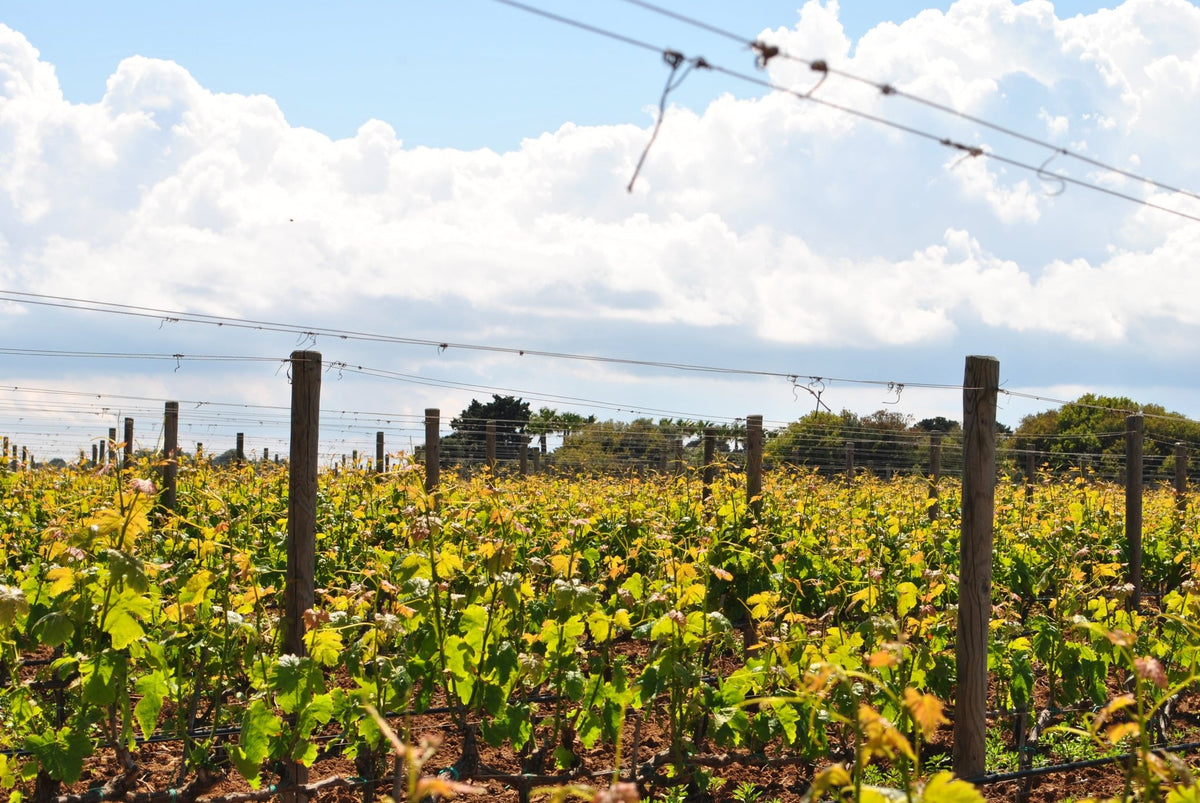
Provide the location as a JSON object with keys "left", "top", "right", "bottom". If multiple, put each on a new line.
{"left": 553, "top": 418, "right": 672, "bottom": 472}
{"left": 527, "top": 407, "right": 559, "bottom": 455}
{"left": 914, "top": 417, "right": 961, "bottom": 433}
{"left": 442, "top": 395, "right": 532, "bottom": 463}
{"left": 1013, "top": 393, "right": 1200, "bottom": 475}
{"left": 555, "top": 412, "right": 596, "bottom": 446}
{"left": 765, "top": 409, "right": 920, "bottom": 474}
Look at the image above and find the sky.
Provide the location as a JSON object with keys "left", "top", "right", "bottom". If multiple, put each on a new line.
{"left": 2, "top": 0, "right": 1200, "bottom": 462}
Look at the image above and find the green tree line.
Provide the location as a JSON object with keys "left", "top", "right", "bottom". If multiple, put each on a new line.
{"left": 430, "top": 393, "right": 1199, "bottom": 478}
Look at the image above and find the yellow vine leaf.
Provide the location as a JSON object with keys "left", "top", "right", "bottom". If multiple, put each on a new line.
{"left": 903, "top": 688, "right": 948, "bottom": 739}
{"left": 921, "top": 771, "right": 985, "bottom": 803}
{"left": 46, "top": 567, "right": 74, "bottom": 597}
{"left": 549, "top": 553, "right": 574, "bottom": 577}
{"left": 868, "top": 650, "right": 899, "bottom": 669}
{"left": 1105, "top": 721, "right": 1140, "bottom": 745}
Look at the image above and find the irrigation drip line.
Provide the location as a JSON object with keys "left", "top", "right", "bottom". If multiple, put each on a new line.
{"left": 970, "top": 740, "right": 1200, "bottom": 785}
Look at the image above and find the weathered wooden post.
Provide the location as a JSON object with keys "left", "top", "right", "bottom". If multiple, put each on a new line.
{"left": 746, "top": 415, "right": 763, "bottom": 517}
{"left": 283, "top": 350, "right": 320, "bottom": 802}
{"left": 236, "top": 432, "right": 245, "bottom": 466}
{"left": 285, "top": 350, "right": 321, "bottom": 657}
{"left": 162, "top": 402, "right": 179, "bottom": 510}
{"left": 519, "top": 442, "right": 528, "bottom": 476}
{"left": 108, "top": 427, "right": 117, "bottom": 465}
{"left": 91, "top": 443, "right": 98, "bottom": 466}
{"left": 531, "top": 449, "right": 541, "bottom": 474}
{"left": 954, "top": 355, "right": 999, "bottom": 780}
{"left": 845, "top": 441, "right": 855, "bottom": 481}
{"left": 1025, "top": 450, "right": 1036, "bottom": 503}
{"left": 486, "top": 420, "right": 497, "bottom": 472}
{"left": 284, "top": 352, "right": 321, "bottom": 650}
{"left": 424, "top": 409, "right": 440, "bottom": 495}
{"left": 1176, "top": 442, "right": 1189, "bottom": 516}
{"left": 264, "top": 447, "right": 270, "bottom": 462}
{"left": 1126, "top": 414, "right": 1144, "bottom": 611}
{"left": 376, "top": 431, "right": 385, "bottom": 474}
{"left": 928, "top": 432, "right": 943, "bottom": 521}
{"left": 123, "top": 418, "right": 134, "bottom": 469}
{"left": 702, "top": 427, "right": 717, "bottom": 505}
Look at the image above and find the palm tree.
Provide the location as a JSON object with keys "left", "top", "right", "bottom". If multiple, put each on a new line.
{"left": 527, "top": 407, "right": 559, "bottom": 455}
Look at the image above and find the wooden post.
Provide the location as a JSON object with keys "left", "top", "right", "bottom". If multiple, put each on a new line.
{"left": 532, "top": 449, "right": 541, "bottom": 474}
{"left": 1025, "top": 450, "right": 1036, "bottom": 503}
{"left": 702, "top": 428, "right": 717, "bottom": 504}
{"left": 236, "top": 432, "right": 245, "bottom": 466}
{"left": 424, "top": 409, "right": 440, "bottom": 495}
{"left": 284, "top": 350, "right": 320, "bottom": 803}
{"left": 376, "top": 431, "right": 385, "bottom": 473}
{"left": 1126, "top": 414, "right": 1144, "bottom": 611}
{"left": 285, "top": 351, "right": 321, "bottom": 658}
{"left": 486, "top": 420, "right": 497, "bottom": 471}
{"left": 954, "top": 355, "right": 999, "bottom": 780}
{"left": 746, "top": 415, "right": 763, "bottom": 517}
{"left": 1176, "top": 442, "right": 1188, "bottom": 515}
{"left": 519, "top": 442, "right": 528, "bottom": 476}
{"left": 928, "top": 432, "right": 943, "bottom": 521}
{"left": 673, "top": 439, "right": 684, "bottom": 476}
{"left": 108, "top": 427, "right": 117, "bottom": 465}
{"left": 91, "top": 443, "right": 98, "bottom": 466}
{"left": 162, "top": 402, "right": 179, "bottom": 510}
{"left": 264, "top": 447, "right": 269, "bottom": 462}
{"left": 845, "top": 441, "right": 855, "bottom": 481}
{"left": 277, "top": 352, "right": 320, "bottom": 803}
{"left": 123, "top": 418, "right": 134, "bottom": 469}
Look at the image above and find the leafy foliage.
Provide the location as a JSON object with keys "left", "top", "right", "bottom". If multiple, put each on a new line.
{"left": 0, "top": 452, "right": 1198, "bottom": 802}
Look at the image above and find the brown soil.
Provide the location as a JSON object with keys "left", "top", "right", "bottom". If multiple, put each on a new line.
{"left": 13, "top": 696, "right": 1152, "bottom": 803}
{"left": 13, "top": 640, "right": 1187, "bottom": 803}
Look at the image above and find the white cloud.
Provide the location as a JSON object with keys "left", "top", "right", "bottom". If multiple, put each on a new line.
{"left": 945, "top": 153, "right": 1042, "bottom": 223}
{"left": 1038, "top": 108, "right": 1069, "bottom": 137}
{"left": 2, "top": 1, "right": 1200, "bottom": 367}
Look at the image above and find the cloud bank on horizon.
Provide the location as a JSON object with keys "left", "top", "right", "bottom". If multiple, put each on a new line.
{"left": 2, "top": 0, "right": 1200, "bottom": 456}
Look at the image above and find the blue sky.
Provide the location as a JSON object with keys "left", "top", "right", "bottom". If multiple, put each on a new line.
{"left": 4, "top": 1, "right": 1116, "bottom": 148}
{"left": 2, "top": 0, "right": 1199, "bottom": 460}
